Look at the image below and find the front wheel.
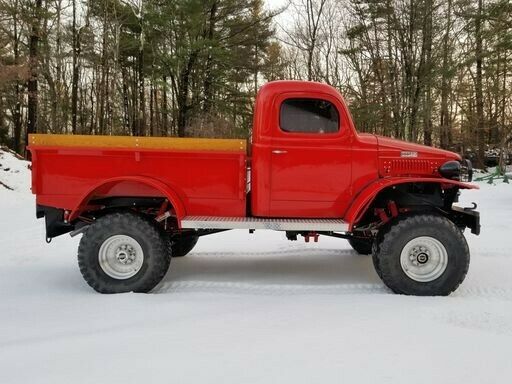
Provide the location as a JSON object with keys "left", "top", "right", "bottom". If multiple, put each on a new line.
{"left": 78, "top": 212, "right": 170, "bottom": 293}
{"left": 372, "top": 214, "right": 470, "bottom": 296}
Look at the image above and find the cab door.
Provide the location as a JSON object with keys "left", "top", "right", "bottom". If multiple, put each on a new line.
{"left": 268, "top": 94, "right": 352, "bottom": 218}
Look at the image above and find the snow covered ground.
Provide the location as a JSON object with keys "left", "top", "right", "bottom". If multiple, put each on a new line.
{"left": 1, "top": 148, "right": 512, "bottom": 384}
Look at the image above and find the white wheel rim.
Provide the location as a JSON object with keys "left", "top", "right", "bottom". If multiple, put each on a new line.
{"left": 400, "top": 236, "right": 448, "bottom": 282}
{"left": 98, "top": 235, "right": 144, "bottom": 280}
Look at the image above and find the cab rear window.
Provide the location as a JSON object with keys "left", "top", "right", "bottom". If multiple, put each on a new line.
{"left": 280, "top": 98, "right": 339, "bottom": 134}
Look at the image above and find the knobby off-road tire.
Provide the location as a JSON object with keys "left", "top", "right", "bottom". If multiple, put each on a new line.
{"left": 372, "top": 214, "right": 470, "bottom": 296}
{"left": 348, "top": 238, "right": 373, "bottom": 255}
{"left": 170, "top": 235, "right": 199, "bottom": 258}
{"left": 78, "top": 212, "right": 171, "bottom": 293}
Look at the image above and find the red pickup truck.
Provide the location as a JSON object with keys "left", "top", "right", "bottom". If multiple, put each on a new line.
{"left": 29, "top": 81, "right": 479, "bottom": 296}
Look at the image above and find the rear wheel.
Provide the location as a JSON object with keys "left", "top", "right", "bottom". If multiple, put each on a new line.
{"left": 348, "top": 237, "right": 372, "bottom": 255}
{"left": 170, "top": 235, "right": 199, "bottom": 257}
{"left": 372, "top": 214, "right": 470, "bottom": 296}
{"left": 78, "top": 212, "right": 170, "bottom": 293}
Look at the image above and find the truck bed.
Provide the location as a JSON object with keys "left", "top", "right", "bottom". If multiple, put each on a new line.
{"left": 29, "top": 134, "right": 248, "bottom": 218}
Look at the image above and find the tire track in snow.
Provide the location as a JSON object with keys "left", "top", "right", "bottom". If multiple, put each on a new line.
{"left": 452, "top": 286, "right": 512, "bottom": 300}
{"left": 154, "top": 280, "right": 388, "bottom": 295}
{"left": 156, "top": 249, "right": 512, "bottom": 298}
{"left": 156, "top": 280, "right": 512, "bottom": 300}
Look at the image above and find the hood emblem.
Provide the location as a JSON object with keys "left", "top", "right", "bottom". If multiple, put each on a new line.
{"left": 401, "top": 151, "right": 418, "bottom": 158}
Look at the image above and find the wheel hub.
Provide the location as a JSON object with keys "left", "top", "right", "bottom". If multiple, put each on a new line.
{"left": 98, "top": 235, "right": 144, "bottom": 280}
{"left": 400, "top": 236, "right": 448, "bottom": 282}
{"left": 115, "top": 245, "right": 136, "bottom": 264}
{"left": 416, "top": 252, "right": 429, "bottom": 264}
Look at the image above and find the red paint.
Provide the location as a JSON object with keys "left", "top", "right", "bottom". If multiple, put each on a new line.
{"left": 388, "top": 201, "right": 399, "bottom": 218}
{"left": 344, "top": 177, "right": 478, "bottom": 230}
{"left": 32, "top": 149, "right": 245, "bottom": 224}
{"left": 375, "top": 208, "right": 390, "bottom": 224}
{"left": 29, "top": 80, "right": 478, "bottom": 231}
{"left": 304, "top": 232, "right": 320, "bottom": 243}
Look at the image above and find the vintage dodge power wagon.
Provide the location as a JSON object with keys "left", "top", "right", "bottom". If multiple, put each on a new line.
{"left": 29, "top": 81, "right": 479, "bottom": 295}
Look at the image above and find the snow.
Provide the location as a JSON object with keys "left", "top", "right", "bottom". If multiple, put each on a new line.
{"left": 1, "top": 148, "right": 512, "bottom": 383}
{"left": 0, "top": 148, "right": 31, "bottom": 192}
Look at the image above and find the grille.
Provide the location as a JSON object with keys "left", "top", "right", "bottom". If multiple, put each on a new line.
{"left": 391, "top": 159, "right": 431, "bottom": 172}
{"left": 382, "top": 159, "right": 437, "bottom": 175}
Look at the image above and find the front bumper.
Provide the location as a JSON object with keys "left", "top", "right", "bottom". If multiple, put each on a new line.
{"left": 451, "top": 205, "right": 480, "bottom": 235}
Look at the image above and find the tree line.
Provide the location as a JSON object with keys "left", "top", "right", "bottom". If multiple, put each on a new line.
{"left": 0, "top": 0, "right": 511, "bottom": 168}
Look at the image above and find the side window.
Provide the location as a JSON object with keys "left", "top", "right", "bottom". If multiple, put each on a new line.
{"left": 280, "top": 98, "right": 339, "bottom": 134}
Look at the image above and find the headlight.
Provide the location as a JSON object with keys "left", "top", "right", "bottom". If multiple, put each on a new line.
{"left": 439, "top": 160, "right": 461, "bottom": 180}
{"left": 460, "top": 159, "right": 473, "bottom": 182}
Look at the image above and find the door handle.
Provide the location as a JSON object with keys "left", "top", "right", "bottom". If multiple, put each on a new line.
{"left": 272, "top": 150, "right": 288, "bottom": 154}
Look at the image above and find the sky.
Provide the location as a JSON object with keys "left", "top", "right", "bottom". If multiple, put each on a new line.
{"left": 265, "top": 0, "right": 294, "bottom": 28}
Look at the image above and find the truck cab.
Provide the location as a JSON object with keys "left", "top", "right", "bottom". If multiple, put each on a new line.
{"left": 252, "top": 81, "right": 355, "bottom": 218}
{"left": 29, "top": 80, "right": 480, "bottom": 296}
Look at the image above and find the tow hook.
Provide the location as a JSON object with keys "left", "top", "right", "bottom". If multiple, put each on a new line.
{"left": 464, "top": 202, "right": 478, "bottom": 211}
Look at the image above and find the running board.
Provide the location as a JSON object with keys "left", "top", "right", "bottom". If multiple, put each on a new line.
{"left": 181, "top": 216, "right": 349, "bottom": 232}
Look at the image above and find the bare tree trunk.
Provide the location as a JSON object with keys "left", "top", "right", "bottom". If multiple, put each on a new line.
{"left": 150, "top": 78, "right": 155, "bottom": 136}
{"left": 122, "top": 67, "right": 130, "bottom": 134}
{"left": 26, "top": 0, "right": 43, "bottom": 156}
{"left": 422, "top": 0, "right": 433, "bottom": 146}
{"left": 500, "top": 55, "right": 507, "bottom": 136}
{"left": 305, "top": 0, "right": 327, "bottom": 81}
{"left": 92, "top": 66, "right": 100, "bottom": 134}
{"left": 153, "top": 83, "right": 160, "bottom": 136}
{"left": 386, "top": 0, "right": 401, "bottom": 139}
{"left": 137, "top": 2, "right": 145, "bottom": 136}
{"left": 13, "top": 83, "right": 23, "bottom": 153}
{"left": 105, "top": 68, "right": 111, "bottom": 133}
{"left": 98, "top": 7, "right": 108, "bottom": 135}
{"left": 490, "top": 52, "right": 500, "bottom": 145}
{"left": 177, "top": 50, "right": 199, "bottom": 137}
{"left": 71, "top": 0, "right": 80, "bottom": 134}
{"left": 55, "top": 0, "right": 63, "bottom": 131}
{"left": 12, "top": 0, "right": 23, "bottom": 153}
{"left": 203, "top": 1, "right": 218, "bottom": 114}
{"left": 89, "top": 80, "right": 95, "bottom": 134}
{"left": 131, "top": 64, "right": 138, "bottom": 136}
{"left": 439, "top": 0, "right": 453, "bottom": 149}
{"left": 138, "top": 55, "right": 145, "bottom": 136}
{"left": 79, "top": 86, "right": 87, "bottom": 133}
{"left": 475, "top": 0, "right": 485, "bottom": 168}
{"left": 403, "top": 0, "right": 416, "bottom": 141}
{"left": 162, "top": 76, "right": 168, "bottom": 135}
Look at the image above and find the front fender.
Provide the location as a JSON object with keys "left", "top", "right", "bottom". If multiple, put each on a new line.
{"left": 344, "top": 177, "right": 479, "bottom": 231}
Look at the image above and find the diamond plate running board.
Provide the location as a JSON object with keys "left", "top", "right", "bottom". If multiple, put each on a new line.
{"left": 181, "top": 216, "right": 349, "bottom": 232}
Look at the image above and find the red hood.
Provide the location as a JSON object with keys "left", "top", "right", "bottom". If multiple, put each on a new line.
{"left": 373, "top": 135, "right": 461, "bottom": 178}
{"left": 376, "top": 135, "right": 461, "bottom": 161}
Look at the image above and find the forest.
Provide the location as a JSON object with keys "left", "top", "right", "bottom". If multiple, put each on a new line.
{"left": 0, "top": 0, "right": 511, "bottom": 167}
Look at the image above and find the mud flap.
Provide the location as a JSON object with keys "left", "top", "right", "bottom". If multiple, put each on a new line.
{"left": 37, "top": 205, "right": 74, "bottom": 239}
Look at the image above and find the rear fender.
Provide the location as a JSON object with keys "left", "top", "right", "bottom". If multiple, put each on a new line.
{"left": 344, "top": 177, "right": 479, "bottom": 231}
{"left": 68, "top": 176, "right": 186, "bottom": 227}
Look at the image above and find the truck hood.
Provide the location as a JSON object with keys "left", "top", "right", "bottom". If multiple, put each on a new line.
{"left": 373, "top": 135, "right": 462, "bottom": 179}
{"left": 376, "top": 135, "right": 461, "bottom": 161}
